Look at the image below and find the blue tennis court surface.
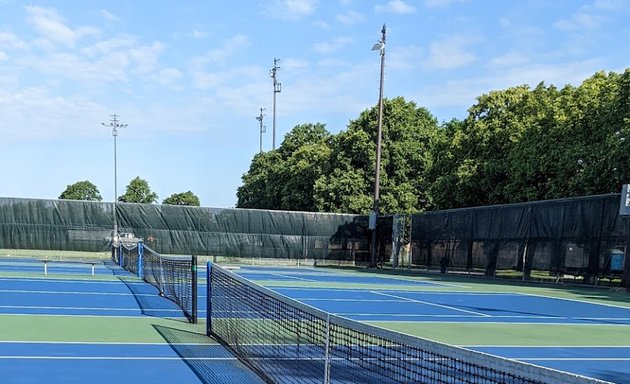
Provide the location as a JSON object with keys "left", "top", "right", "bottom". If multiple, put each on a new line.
{"left": 2, "top": 260, "right": 630, "bottom": 383}
{"left": 0, "top": 259, "right": 262, "bottom": 384}
{"left": 231, "top": 266, "right": 630, "bottom": 383}
{"left": 0, "top": 341, "right": 263, "bottom": 384}
{"left": 268, "top": 287, "right": 630, "bottom": 324}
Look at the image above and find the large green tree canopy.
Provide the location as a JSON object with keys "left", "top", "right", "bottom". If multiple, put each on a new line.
{"left": 119, "top": 177, "right": 158, "bottom": 204}
{"left": 430, "top": 69, "right": 630, "bottom": 209}
{"left": 59, "top": 180, "right": 102, "bottom": 201}
{"left": 238, "top": 98, "right": 441, "bottom": 214}
{"left": 237, "top": 123, "right": 331, "bottom": 211}
{"left": 237, "top": 68, "right": 630, "bottom": 214}
{"left": 315, "top": 97, "right": 440, "bottom": 214}
{"left": 162, "top": 191, "right": 200, "bottom": 206}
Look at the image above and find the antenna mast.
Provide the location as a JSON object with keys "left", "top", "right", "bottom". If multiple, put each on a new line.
{"left": 270, "top": 58, "right": 281, "bottom": 150}
{"left": 256, "top": 107, "right": 266, "bottom": 153}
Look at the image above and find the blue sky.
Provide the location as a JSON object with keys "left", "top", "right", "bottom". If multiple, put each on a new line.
{"left": 0, "top": 0, "right": 628, "bottom": 208}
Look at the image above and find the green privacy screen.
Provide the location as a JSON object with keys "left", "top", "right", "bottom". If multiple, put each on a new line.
{"left": 116, "top": 203, "right": 383, "bottom": 262}
{"left": 0, "top": 198, "right": 114, "bottom": 252}
{"left": 0, "top": 198, "right": 391, "bottom": 264}
{"left": 410, "top": 194, "right": 628, "bottom": 280}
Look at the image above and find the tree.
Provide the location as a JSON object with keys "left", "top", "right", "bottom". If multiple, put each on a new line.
{"left": 314, "top": 97, "right": 440, "bottom": 214}
{"left": 427, "top": 69, "right": 630, "bottom": 209}
{"left": 162, "top": 191, "right": 200, "bottom": 206}
{"left": 237, "top": 123, "right": 331, "bottom": 211}
{"left": 59, "top": 180, "right": 102, "bottom": 201}
{"left": 118, "top": 177, "right": 158, "bottom": 204}
{"left": 237, "top": 151, "right": 283, "bottom": 209}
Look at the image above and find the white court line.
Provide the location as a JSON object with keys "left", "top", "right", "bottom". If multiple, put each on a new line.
{"left": 354, "top": 313, "right": 630, "bottom": 321}
{"left": 0, "top": 340, "right": 215, "bottom": 346}
{"left": 298, "top": 298, "right": 410, "bottom": 303}
{"left": 0, "top": 313, "right": 190, "bottom": 319}
{"left": 517, "top": 292, "right": 630, "bottom": 311}
{"left": 0, "top": 288, "right": 207, "bottom": 300}
{"left": 463, "top": 345, "right": 630, "bottom": 348}
{"left": 366, "top": 319, "right": 630, "bottom": 326}
{"left": 520, "top": 357, "right": 630, "bottom": 361}
{"left": 370, "top": 291, "right": 491, "bottom": 317}
{"left": 0, "top": 356, "right": 237, "bottom": 360}
{"left": 263, "top": 272, "right": 318, "bottom": 282}
{"left": 0, "top": 289, "right": 155, "bottom": 297}
{"left": 0, "top": 305, "right": 182, "bottom": 312}
{"left": 0, "top": 277, "right": 143, "bottom": 286}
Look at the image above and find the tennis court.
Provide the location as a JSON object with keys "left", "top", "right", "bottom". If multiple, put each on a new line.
{"left": 2, "top": 257, "right": 630, "bottom": 383}
{"left": 0, "top": 257, "right": 263, "bottom": 384}
{"left": 225, "top": 265, "right": 630, "bottom": 383}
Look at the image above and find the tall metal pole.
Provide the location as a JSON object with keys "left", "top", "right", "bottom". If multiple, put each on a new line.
{"left": 102, "top": 115, "right": 127, "bottom": 241}
{"left": 270, "top": 58, "right": 281, "bottom": 150}
{"left": 370, "top": 24, "right": 386, "bottom": 268}
{"left": 256, "top": 107, "right": 266, "bottom": 153}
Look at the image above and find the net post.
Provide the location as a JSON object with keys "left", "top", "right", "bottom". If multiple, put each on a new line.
{"left": 43, "top": 260, "right": 48, "bottom": 276}
{"left": 191, "top": 255, "right": 198, "bottom": 324}
{"left": 206, "top": 261, "right": 212, "bottom": 336}
{"left": 118, "top": 244, "right": 123, "bottom": 267}
{"left": 323, "top": 313, "right": 331, "bottom": 384}
{"left": 137, "top": 241, "right": 144, "bottom": 279}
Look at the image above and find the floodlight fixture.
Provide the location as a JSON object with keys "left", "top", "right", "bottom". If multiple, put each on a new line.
{"left": 369, "top": 24, "right": 386, "bottom": 269}
{"left": 102, "top": 114, "right": 127, "bottom": 240}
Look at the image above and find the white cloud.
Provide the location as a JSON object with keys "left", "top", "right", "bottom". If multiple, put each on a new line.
{"left": 0, "top": 51, "right": 8, "bottom": 61}
{"left": 424, "top": 0, "right": 465, "bottom": 8}
{"left": 312, "top": 19, "right": 331, "bottom": 29}
{"left": 488, "top": 50, "right": 529, "bottom": 68}
{"left": 553, "top": 0, "right": 627, "bottom": 31}
{"left": 155, "top": 68, "right": 183, "bottom": 85}
{"left": 0, "top": 32, "right": 28, "bottom": 49}
{"left": 554, "top": 12, "right": 604, "bottom": 31}
{"left": 317, "top": 57, "right": 349, "bottom": 67}
{"left": 422, "top": 34, "right": 477, "bottom": 70}
{"left": 129, "top": 41, "right": 164, "bottom": 75}
{"left": 593, "top": 0, "right": 626, "bottom": 11}
{"left": 414, "top": 59, "right": 605, "bottom": 116}
{"left": 0, "top": 86, "right": 107, "bottom": 140}
{"left": 281, "top": 58, "right": 310, "bottom": 71}
{"left": 82, "top": 37, "right": 136, "bottom": 57}
{"left": 336, "top": 10, "right": 365, "bottom": 25}
{"left": 27, "top": 51, "right": 130, "bottom": 84}
{"left": 101, "top": 9, "right": 120, "bottom": 23}
{"left": 192, "top": 63, "right": 265, "bottom": 91}
{"left": 263, "top": 0, "right": 319, "bottom": 20}
{"left": 375, "top": 0, "right": 416, "bottom": 14}
{"left": 191, "top": 29, "right": 208, "bottom": 39}
{"left": 387, "top": 45, "right": 423, "bottom": 71}
{"left": 25, "top": 6, "right": 99, "bottom": 47}
{"left": 313, "top": 37, "right": 353, "bottom": 54}
{"left": 196, "top": 35, "right": 249, "bottom": 67}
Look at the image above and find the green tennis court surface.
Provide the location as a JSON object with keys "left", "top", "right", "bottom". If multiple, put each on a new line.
{"left": 2, "top": 257, "right": 630, "bottom": 383}
{"left": 225, "top": 265, "right": 630, "bottom": 383}
{"left": 0, "top": 258, "right": 264, "bottom": 384}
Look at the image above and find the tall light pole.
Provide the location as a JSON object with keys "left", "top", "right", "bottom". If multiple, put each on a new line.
{"left": 256, "top": 107, "right": 266, "bottom": 153}
{"left": 270, "top": 58, "right": 281, "bottom": 150}
{"left": 369, "top": 24, "right": 386, "bottom": 268}
{"left": 102, "top": 114, "right": 127, "bottom": 239}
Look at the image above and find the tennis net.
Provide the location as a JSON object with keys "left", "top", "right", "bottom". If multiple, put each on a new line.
{"left": 142, "top": 244, "right": 197, "bottom": 323}
{"left": 117, "top": 242, "right": 197, "bottom": 323}
{"left": 206, "top": 262, "right": 607, "bottom": 384}
{"left": 120, "top": 242, "right": 139, "bottom": 275}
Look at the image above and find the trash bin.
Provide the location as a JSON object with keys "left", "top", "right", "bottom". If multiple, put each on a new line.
{"left": 610, "top": 249, "right": 624, "bottom": 272}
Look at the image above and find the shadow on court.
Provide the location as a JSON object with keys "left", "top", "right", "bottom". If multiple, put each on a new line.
{"left": 104, "top": 260, "right": 191, "bottom": 322}
{"left": 152, "top": 325, "right": 266, "bottom": 384}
